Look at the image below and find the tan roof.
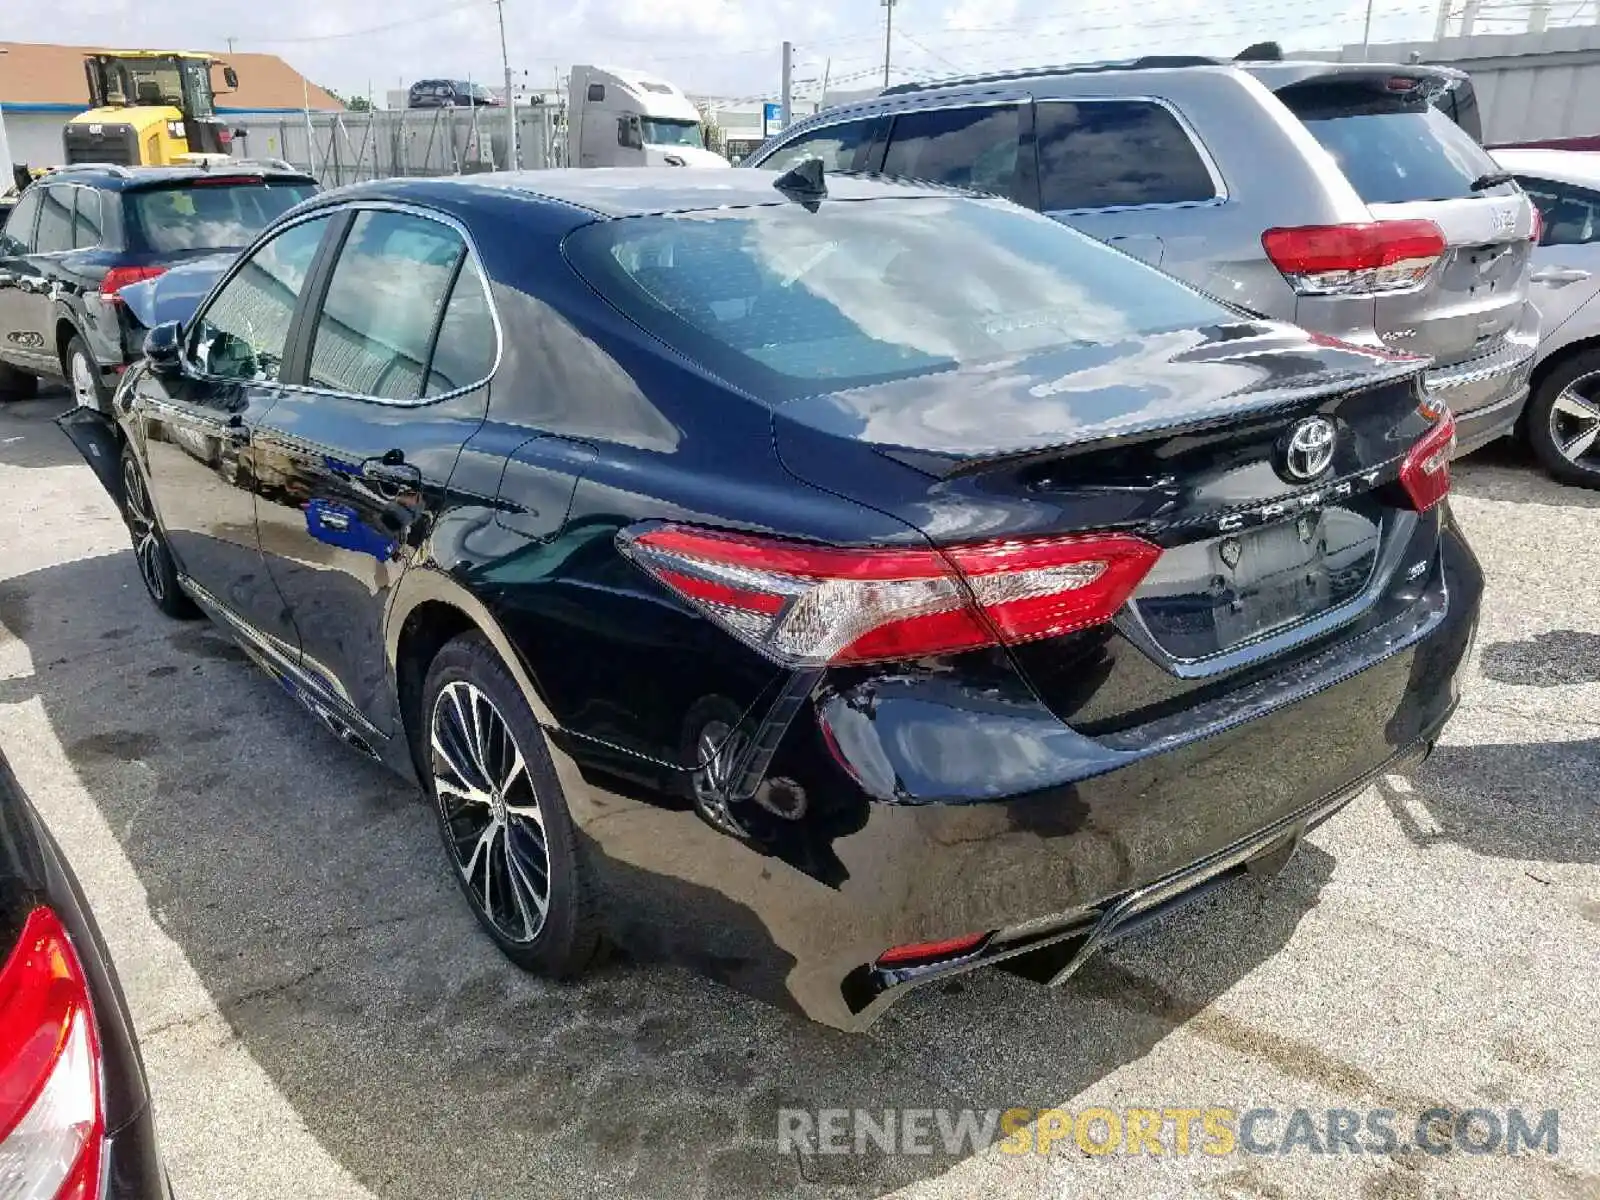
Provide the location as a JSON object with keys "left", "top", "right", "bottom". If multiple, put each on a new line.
{"left": 0, "top": 41, "right": 345, "bottom": 111}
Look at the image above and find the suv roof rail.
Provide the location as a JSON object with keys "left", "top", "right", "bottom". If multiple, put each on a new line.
{"left": 47, "top": 162, "right": 134, "bottom": 179}
{"left": 228, "top": 157, "right": 303, "bottom": 174}
{"left": 878, "top": 55, "right": 1226, "bottom": 96}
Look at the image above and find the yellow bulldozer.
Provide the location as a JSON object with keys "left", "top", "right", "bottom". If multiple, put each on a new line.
{"left": 63, "top": 51, "right": 240, "bottom": 167}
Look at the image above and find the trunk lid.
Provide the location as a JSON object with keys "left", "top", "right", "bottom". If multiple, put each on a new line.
{"left": 773, "top": 321, "right": 1440, "bottom": 728}
{"left": 1273, "top": 70, "right": 1535, "bottom": 369}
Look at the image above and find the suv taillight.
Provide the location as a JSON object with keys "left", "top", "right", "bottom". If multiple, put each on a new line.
{"left": 98, "top": 265, "right": 165, "bottom": 301}
{"left": 0, "top": 907, "right": 104, "bottom": 1200}
{"left": 619, "top": 525, "right": 1162, "bottom": 667}
{"left": 1399, "top": 410, "right": 1457, "bottom": 512}
{"left": 1262, "top": 220, "right": 1446, "bottom": 296}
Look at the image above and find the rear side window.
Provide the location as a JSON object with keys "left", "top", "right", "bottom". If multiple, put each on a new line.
{"left": 307, "top": 210, "right": 471, "bottom": 402}
{"left": 33, "top": 187, "right": 74, "bottom": 254}
{"left": 424, "top": 258, "right": 497, "bottom": 396}
{"left": 759, "top": 119, "right": 876, "bottom": 173}
{"left": 1035, "top": 100, "right": 1217, "bottom": 210}
{"left": 1279, "top": 82, "right": 1507, "bottom": 203}
{"left": 189, "top": 215, "right": 332, "bottom": 382}
{"left": 130, "top": 182, "right": 317, "bottom": 253}
{"left": 72, "top": 189, "right": 103, "bottom": 248}
{"left": 882, "top": 104, "right": 1020, "bottom": 196}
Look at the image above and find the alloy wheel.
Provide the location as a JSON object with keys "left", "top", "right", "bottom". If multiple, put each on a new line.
{"left": 1549, "top": 375, "right": 1600, "bottom": 469}
{"left": 70, "top": 351, "right": 98, "bottom": 410}
{"left": 121, "top": 457, "right": 165, "bottom": 603}
{"left": 430, "top": 680, "right": 551, "bottom": 943}
{"left": 689, "top": 719, "right": 749, "bottom": 837}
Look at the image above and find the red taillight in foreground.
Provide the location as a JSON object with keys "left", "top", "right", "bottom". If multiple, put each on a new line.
{"left": 0, "top": 907, "right": 103, "bottom": 1200}
{"left": 99, "top": 265, "right": 166, "bottom": 302}
{"left": 876, "top": 932, "right": 988, "bottom": 968}
{"left": 1262, "top": 220, "right": 1446, "bottom": 296}
{"left": 1399, "top": 410, "right": 1457, "bottom": 513}
{"left": 620, "top": 526, "right": 1162, "bottom": 667}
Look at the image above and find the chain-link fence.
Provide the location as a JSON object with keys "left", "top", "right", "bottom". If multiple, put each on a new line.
{"left": 227, "top": 106, "right": 564, "bottom": 186}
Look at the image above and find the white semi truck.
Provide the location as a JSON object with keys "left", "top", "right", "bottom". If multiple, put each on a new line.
{"left": 565, "top": 65, "right": 729, "bottom": 167}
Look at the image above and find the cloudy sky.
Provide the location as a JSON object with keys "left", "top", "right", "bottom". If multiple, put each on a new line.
{"left": 7, "top": 0, "right": 1501, "bottom": 103}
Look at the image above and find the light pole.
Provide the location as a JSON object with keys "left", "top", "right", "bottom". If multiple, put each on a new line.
{"left": 0, "top": 49, "right": 11, "bottom": 183}
{"left": 495, "top": 0, "right": 518, "bottom": 169}
{"left": 882, "top": 0, "right": 896, "bottom": 89}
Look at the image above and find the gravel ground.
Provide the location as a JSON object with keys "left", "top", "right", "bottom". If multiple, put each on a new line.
{"left": 0, "top": 391, "right": 1595, "bottom": 1200}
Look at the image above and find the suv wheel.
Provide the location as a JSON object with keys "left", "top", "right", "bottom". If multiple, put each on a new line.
{"left": 1528, "top": 351, "right": 1600, "bottom": 489}
{"left": 0, "top": 360, "right": 38, "bottom": 400}
{"left": 422, "top": 632, "right": 606, "bottom": 976}
{"left": 67, "top": 337, "right": 110, "bottom": 414}
{"left": 120, "top": 449, "right": 199, "bottom": 619}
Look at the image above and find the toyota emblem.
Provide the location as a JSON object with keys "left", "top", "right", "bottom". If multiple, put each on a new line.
{"left": 1281, "top": 417, "right": 1337, "bottom": 482}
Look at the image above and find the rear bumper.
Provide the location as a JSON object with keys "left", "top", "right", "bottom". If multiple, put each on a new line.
{"left": 1423, "top": 307, "right": 1538, "bottom": 455}
{"left": 563, "top": 519, "right": 1483, "bottom": 1030}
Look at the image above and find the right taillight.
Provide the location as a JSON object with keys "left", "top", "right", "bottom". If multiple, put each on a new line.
{"left": 618, "top": 525, "right": 1162, "bottom": 667}
{"left": 98, "top": 265, "right": 165, "bottom": 302}
{"left": 1399, "top": 410, "right": 1457, "bottom": 512}
{"left": 0, "top": 907, "right": 104, "bottom": 1200}
{"left": 1262, "top": 220, "right": 1446, "bottom": 296}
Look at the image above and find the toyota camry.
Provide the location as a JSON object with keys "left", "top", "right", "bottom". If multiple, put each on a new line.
{"left": 59, "top": 167, "right": 1481, "bottom": 1029}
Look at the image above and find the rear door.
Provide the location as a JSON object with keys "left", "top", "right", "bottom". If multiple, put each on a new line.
{"left": 249, "top": 205, "right": 496, "bottom": 737}
{"left": 2, "top": 185, "right": 74, "bottom": 376}
{"left": 0, "top": 187, "right": 43, "bottom": 374}
{"left": 1275, "top": 74, "right": 1533, "bottom": 368}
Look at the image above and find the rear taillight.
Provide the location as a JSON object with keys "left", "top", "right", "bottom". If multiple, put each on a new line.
{"left": 0, "top": 908, "right": 103, "bottom": 1200}
{"left": 98, "top": 265, "right": 165, "bottom": 302}
{"left": 619, "top": 525, "right": 1161, "bottom": 667}
{"left": 1399, "top": 410, "right": 1457, "bottom": 512}
{"left": 1262, "top": 220, "right": 1446, "bottom": 296}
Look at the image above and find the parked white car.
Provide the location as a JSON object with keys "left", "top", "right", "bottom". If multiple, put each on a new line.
{"left": 1492, "top": 148, "right": 1600, "bottom": 486}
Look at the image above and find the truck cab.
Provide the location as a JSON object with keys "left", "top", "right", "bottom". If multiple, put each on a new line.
{"left": 64, "top": 51, "right": 237, "bottom": 167}
{"left": 566, "top": 65, "right": 728, "bottom": 167}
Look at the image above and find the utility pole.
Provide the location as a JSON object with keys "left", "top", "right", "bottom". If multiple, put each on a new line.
{"left": 781, "top": 41, "right": 793, "bottom": 130}
{"left": 1360, "top": 0, "right": 1375, "bottom": 58}
{"left": 882, "top": 0, "right": 896, "bottom": 89}
{"left": 495, "top": 0, "right": 518, "bottom": 169}
{"left": 0, "top": 49, "right": 11, "bottom": 182}
{"left": 226, "top": 36, "right": 237, "bottom": 55}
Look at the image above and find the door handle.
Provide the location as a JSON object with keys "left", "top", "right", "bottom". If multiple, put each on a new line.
{"left": 361, "top": 453, "right": 421, "bottom": 490}
{"left": 1530, "top": 266, "right": 1592, "bottom": 285}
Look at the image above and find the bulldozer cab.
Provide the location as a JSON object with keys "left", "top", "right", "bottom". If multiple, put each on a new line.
{"left": 67, "top": 52, "right": 238, "bottom": 166}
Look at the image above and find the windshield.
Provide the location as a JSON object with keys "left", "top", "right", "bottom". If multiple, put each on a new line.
{"left": 1281, "top": 86, "right": 1510, "bottom": 203}
{"left": 565, "top": 197, "right": 1232, "bottom": 398}
{"left": 640, "top": 118, "right": 705, "bottom": 149}
{"left": 106, "top": 58, "right": 184, "bottom": 109}
{"left": 131, "top": 183, "right": 318, "bottom": 253}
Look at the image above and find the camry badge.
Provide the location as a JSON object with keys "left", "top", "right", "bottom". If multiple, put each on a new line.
{"left": 1219, "top": 537, "right": 1243, "bottom": 570}
{"left": 1281, "top": 417, "right": 1337, "bottom": 482}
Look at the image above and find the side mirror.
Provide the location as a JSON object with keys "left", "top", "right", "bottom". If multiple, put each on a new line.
{"left": 223, "top": 66, "right": 239, "bottom": 90}
{"left": 144, "top": 321, "right": 184, "bottom": 375}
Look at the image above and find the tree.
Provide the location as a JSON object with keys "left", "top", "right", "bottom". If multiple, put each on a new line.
{"left": 694, "top": 101, "right": 726, "bottom": 156}
{"left": 319, "top": 86, "right": 373, "bottom": 112}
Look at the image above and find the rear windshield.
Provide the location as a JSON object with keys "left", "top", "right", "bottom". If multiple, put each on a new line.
{"left": 1281, "top": 83, "right": 1509, "bottom": 204}
{"left": 564, "top": 198, "right": 1232, "bottom": 397}
{"left": 130, "top": 182, "right": 317, "bottom": 252}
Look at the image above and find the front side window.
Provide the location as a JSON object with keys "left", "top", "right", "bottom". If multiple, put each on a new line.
{"left": 307, "top": 210, "right": 469, "bottom": 401}
{"left": 72, "top": 189, "right": 104, "bottom": 249}
{"left": 1520, "top": 178, "right": 1600, "bottom": 246}
{"left": 33, "top": 187, "right": 74, "bottom": 254}
{"left": 188, "top": 215, "right": 331, "bottom": 382}
{"left": 0, "top": 189, "right": 42, "bottom": 256}
{"left": 131, "top": 182, "right": 318, "bottom": 253}
{"left": 757, "top": 119, "right": 875, "bottom": 174}
{"left": 882, "top": 105, "right": 1021, "bottom": 197}
{"left": 565, "top": 197, "right": 1229, "bottom": 398}
{"left": 1036, "top": 100, "right": 1218, "bottom": 210}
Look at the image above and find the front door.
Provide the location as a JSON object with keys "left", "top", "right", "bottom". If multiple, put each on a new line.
{"left": 0, "top": 186, "right": 59, "bottom": 377}
{"left": 136, "top": 211, "right": 338, "bottom": 650}
{"left": 250, "top": 206, "right": 497, "bottom": 735}
{"left": 1517, "top": 175, "right": 1600, "bottom": 337}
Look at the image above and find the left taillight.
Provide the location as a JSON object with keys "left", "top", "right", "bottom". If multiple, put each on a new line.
{"left": 98, "top": 265, "right": 165, "bottom": 303}
{"left": 0, "top": 907, "right": 104, "bottom": 1200}
{"left": 618, "top": 525, "right": 1161, "bottom": 667}
{"left": 1399, "top": 409, "right": 1457, "bottom": 513}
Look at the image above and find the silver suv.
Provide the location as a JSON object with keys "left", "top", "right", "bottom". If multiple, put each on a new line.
{"left": 747, "top": 58, "right": 1539, "bottom": 454}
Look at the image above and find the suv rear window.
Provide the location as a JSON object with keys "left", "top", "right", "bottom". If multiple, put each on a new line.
{"left": 565, "top": 197, "right": 1231, "bottom": 397}
{"left": 1278, "top": 81, "right": 1508, "bottom": 204}
{"left": 129, "top": 181, "right": 317, "bottom": 253}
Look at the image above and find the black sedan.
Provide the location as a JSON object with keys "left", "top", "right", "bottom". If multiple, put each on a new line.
{"left": 0, "top": 747, "right": 167, "bottom": 1196}
{"left": 60, "top": 168, "right": 1481, "bottom": 1030}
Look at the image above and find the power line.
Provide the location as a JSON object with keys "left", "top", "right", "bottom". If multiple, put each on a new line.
{"left": 233, "top": 0, "right": 492, "bottom": 45}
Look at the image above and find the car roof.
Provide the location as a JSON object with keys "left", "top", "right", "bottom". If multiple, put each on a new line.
{"left": 1490, "top": 147, "right": 1600, "bottom": 189}
{"left": 316, "top": 168, "right": 970, "bottom": 221}
{"left": 41, "top": 163, "right": 316, "bottom": 192}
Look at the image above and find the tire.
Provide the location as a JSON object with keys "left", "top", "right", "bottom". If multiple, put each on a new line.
{"left": 421, "top": 632, "right": 605, "bottom": 976}
{"left": 1526, "top": 350, "right": 1600, "bottom": 489}
{"left": 66, "top": 336, "right": 111, "bottom": 415}
{"left": 0, "top": 359, "right": 38, "bottom": 400}
{"left": 119, "top": 448, "right": 200, "bottom": 620}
